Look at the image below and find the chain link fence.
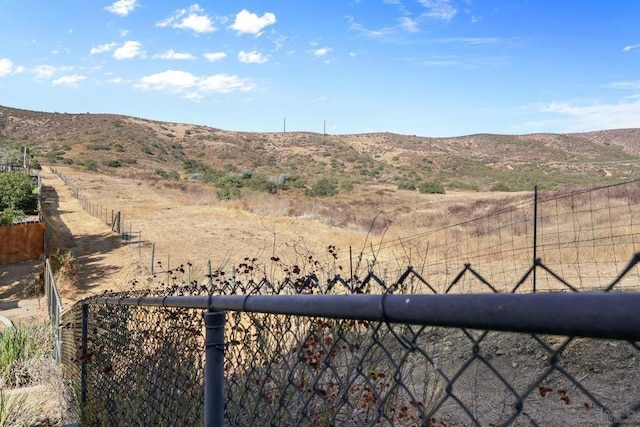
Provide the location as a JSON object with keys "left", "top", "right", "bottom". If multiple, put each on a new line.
{"left": 43, "top": 176, "right": 640, "bottom": 425}
{"left": 57, "top": 253, "right": 640, "bottom": 426}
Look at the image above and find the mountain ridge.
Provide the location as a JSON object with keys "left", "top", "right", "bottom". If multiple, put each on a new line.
{"left": 1, "top": 104, "right": 639, "bottom": 192}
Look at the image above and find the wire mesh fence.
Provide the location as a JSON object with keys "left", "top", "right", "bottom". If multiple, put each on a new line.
{"left": 49, "top": 166, "right": 640, "bottom": 295}
{"left": 43, "top": 169, "right": 640, "bottom": 424}
{"left": 58, "top": 254, "right": 640, "bottom": 426}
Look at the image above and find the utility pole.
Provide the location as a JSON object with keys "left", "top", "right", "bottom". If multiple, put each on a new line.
{"left": 283, "top": 117, "right": 286, "bottom": 133}
{"left": 323, "top": 120, "right": 326, "bottom": 136}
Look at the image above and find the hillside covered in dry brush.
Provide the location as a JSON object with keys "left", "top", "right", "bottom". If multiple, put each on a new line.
{"left": 2, "top": 104, "right": 640, "bottom": 195}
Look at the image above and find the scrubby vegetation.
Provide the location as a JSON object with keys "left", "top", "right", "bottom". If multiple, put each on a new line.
{"left": 0, "top": 172, "right": 37, "bottom": 224}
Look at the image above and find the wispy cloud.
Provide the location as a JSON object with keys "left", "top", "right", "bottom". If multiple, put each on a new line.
{"left": 157, "top": 4, "right": 216, "bottom": 34}
{"left": 113, "top": 41, "right": 144, "bottom": 59}
{"left": 418, "top": 0, "right": 458, "bottom": 21}
{"left": 136, "top": 70, "right": 255, "bottom": 98}
{"left": 348, "top": 17, "right": 396, "bottom": 39}
{"left": 31, "top": 65, "right": 73, "bottom": 80}
{"left": 606, "top": 81, "right": 640, "bottom": 90}
{"left": 90, "top": 42, "right": 117, "bottom": 55}
{"left": 230, "top": 9, "right": 276, "bottom": 36}
{"left": 435, "top": 37, "right": 500, "bottom": 45}
{"left": 204, "top": 52, "right": 227, "bottom": 62}
{"left": 238, "top": 50, "right": 269, "bottom": 64}
{"left": 398, "top": 17, "right": 419, "bottom": 33}
{"left": 519, "top": 82, "right": 640, "bottom": 133}
{"left": 52, "top": 74, "right": 86, "bottom": 87}
{"left": 105, "top": 0, "right": 139, "bottom": 17}
{"left": 623, "top": 43, "right": 640, "bottom": 52}
{"left": 153, "top": 49, "right": 195, "bottom": 60}
{"left": 312, "top": 47, "right": 332, "bottom": 57}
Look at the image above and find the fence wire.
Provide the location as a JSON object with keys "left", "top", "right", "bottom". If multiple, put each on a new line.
{"left": 59, "top": 255, "right": 640, "bottom": 426}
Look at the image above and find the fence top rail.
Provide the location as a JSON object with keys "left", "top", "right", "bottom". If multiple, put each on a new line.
{"left": 86, "top": 292, "right": 640, "bottom": 341}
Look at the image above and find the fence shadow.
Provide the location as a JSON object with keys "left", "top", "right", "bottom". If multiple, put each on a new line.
{"left": 40, "top": 182, "right": 125, "bottom": 295}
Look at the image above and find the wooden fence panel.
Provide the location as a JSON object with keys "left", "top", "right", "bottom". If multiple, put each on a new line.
{"left": 0, "top": 222, "right": 46, "bottom": 264}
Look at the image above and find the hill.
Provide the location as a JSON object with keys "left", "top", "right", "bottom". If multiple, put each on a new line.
{"left": 2, "top": 105, "right": 639, "bottom": 193}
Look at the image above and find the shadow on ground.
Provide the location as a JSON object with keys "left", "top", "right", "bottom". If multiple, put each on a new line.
{"left": 39, "top": 181, "right": 126, "bottom": 296}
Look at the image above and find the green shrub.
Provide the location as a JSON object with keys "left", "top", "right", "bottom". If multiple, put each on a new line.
{"left": 418, "top": 181, "right": 445, "bottom": 194}
{"left": 156, "top": 169, "right": 179, "bottom": 180}
{"left": 216, "top": 185, "right": 241, "bottom": 200}
{"left": 490, "top": 183, "right": 510, "bottom": 192}
{"left": 0, "top": 207, "right": 25, "bottom": 225}
{"left": 397, "top": 181, "right": 417, "bottom": 191}
{"left": 247, "top": 175, "right": 277, "bottom": 194}
{"left": 339, "top": 179, "right": 353, "bottom": 191}
{"left": 0, "top": 173, "right": 36, "bottom": 212}
{"left": 86, "top": 144, "right": 111, "bottom": 151}
{"left": 84, "top": 160, "right": 98, "bottom": 171}
{"left": 306, "top": 177, "right": 338, "bottom": 197}
{"left": 30, "top": 159, "right": 41, "bottom": 170}
{"left": 104, "top": 159, "right": 122, "bottom": 168}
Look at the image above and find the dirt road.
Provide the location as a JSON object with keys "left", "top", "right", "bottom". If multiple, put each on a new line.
{"left": 0, "top": 167, "right": 145, "bottom": 324}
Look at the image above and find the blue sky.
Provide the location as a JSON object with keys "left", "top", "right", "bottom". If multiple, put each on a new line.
{"left": 1, "top": 1, "right": 639, "bottom": 137}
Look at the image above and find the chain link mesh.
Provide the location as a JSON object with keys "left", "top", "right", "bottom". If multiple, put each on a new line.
{"left": 59, "top": 258, "right": 640, "bottom": 426}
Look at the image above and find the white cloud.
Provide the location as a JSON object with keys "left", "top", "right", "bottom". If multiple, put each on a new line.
{"left": 52, "top": 74, "right": 86, "bottom": 87}
{"left": 136, "top": 70, "right": 255, "bottom": 96}
{"left": 113, "top": 41, "right": 144, "bottom": 59}
{"left": 399, "top": 17, "right": 419, "bottom": 32}
{"left": 52, "top": 48, "right": 71, "bottom": 55}
{"left": 522, "top": 96, "right": 640, "bottom": 133}
{"left": 418, "top": 0, "right": 458, "bottom": 21}
{"left": 623, "top": 43, "right": 640, "bottom": 52}
{"left": 204, "top": 52, "right": 227, "bottom": 62}
{"left": 238, "top": 50, "right": 268, "bottom": 64}
{"left": 90, "top": 42, "right": 117, "bottom": 55}
{"left": 348, "top": 17, "right": 396, "bottom": 38}
{"left": 312, "top": 47, "right": 332, "bottom": 57}
{"left": 32, "top": 65, "right": 73, "bottom": 79}
{"left": 606, "top": 81, "right": 640, "bottom": 90}
{"left": 230, "top": 9, "right": 276, "bottom": 36}
{"left": 138, "top": 70, "right": 198, "bottom": 90}
{"left": 153, "top": 49, "right": 195, "bottom": 60}
{"left": 157, "top": 4, "right": 216, "bottom": 34}
{"left": 0, "top": 58, "right": 14, "bottom": 77}
{"left": 105, "top": 0, "right": 139, "bottom": 16}
{"left": 120, "top": 29, "right": 129, "bottom": 37}
{"left": 198, "top": 74, "right": 255, "bottom": 93}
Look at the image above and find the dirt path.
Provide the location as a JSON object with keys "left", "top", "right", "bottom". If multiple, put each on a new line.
{"left": 0, "top": 167, "right": 145, "bottom": 325}
{"left": 39, "top": 167, "right": 146, "bottom": 302}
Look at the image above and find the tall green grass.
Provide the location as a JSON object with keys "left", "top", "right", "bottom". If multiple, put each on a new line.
{"left": 0, "top": 322, "right": 51, "bottom": 388}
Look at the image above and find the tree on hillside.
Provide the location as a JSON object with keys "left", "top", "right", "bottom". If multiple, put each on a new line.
{"left": 0, "top": 146, "right": 24, "bottom": 167}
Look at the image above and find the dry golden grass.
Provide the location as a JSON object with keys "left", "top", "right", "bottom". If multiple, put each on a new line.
{"left": 42, "top": 163, "right": 640, "bottom": 302}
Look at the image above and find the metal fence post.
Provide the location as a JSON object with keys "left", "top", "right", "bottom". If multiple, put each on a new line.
{"left": 532, "top": 185, "right": 538, "bottom": 293}
{"left": 81, "top": 304, "right": 89, "bottom": 406}
{"left": 204, "top": 310, "right": 225, "bottom": 427}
